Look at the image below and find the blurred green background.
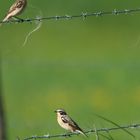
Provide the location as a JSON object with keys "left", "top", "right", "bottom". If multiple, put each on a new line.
{"left": 0, "top": 0, "right": 140, "bottom": 139}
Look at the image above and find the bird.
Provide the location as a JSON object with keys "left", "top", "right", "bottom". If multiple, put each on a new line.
{"left": 54, "top": 109, "right": 88, "bottom": 137}
{"left": 2, "top": 0, "right": 27, "bottom": 22}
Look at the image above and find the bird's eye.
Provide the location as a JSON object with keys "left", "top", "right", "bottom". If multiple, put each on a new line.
{"left": 60, "top": 112, "right": 62, "bottom": 115}
{"left": 60, "top": 111, "right": 66, "bottom": 115}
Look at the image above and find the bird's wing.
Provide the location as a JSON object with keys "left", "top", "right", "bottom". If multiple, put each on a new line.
{"left": 61, "top": 115, "right": 82, "bottom": 130}
{"left": 61, "top": 115, "right": 71, "bottom": 123}
{"left": 8, "top": 0, "right": 24, "bottom": 14}
{"left": 8, "top": 4, "right": 17, "bottom": 14}
{"left": 61, "top": 115, "right": 87, "bottom": 137}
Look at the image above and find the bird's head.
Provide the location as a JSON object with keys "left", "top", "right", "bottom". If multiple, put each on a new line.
{"left": 54, "top": 109, "right": 67, "bottom": 115}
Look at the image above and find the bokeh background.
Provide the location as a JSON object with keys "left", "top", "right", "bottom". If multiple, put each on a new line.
{"left": 0, "top": 0, "right": 140, "bottom": 139}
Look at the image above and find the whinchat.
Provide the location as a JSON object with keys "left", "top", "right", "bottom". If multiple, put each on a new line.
{"left": 2, "top": 0, "right": 27, "bottom": 22}
{"left": 55, "top": 109, "right": 87, "bottom": 137}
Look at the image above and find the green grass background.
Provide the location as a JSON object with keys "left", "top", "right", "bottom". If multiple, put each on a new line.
{"left": 0, "top": 0, "right": 140, "bottom": 139}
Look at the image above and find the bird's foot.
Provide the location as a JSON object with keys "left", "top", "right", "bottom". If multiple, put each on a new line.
{"left": 64, "top": 132, "right": 72, "bottom": 137}
{"left": 13, "top": 16, "right": 24, "bottom": 22}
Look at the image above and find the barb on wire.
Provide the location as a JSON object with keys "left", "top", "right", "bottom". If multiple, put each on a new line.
{"left": 22, "top": 124, "right": 140, "bottom": 140}
{"left": 0, "top": 8, "right": 140, "bottom": 25}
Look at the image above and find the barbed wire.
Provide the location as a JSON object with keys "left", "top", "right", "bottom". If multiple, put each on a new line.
{"left": 22, "top": 123, "right": 140, "bottom": 140}
{"left": 1, "top": 8, "right": 140, "bottom": 25}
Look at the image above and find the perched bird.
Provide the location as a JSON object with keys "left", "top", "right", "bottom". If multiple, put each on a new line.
{"left": 55, "top": 109, "right": 87, "bottom": 137}
{"left": 2, "top": 0, "right": 27, "bottom": 22}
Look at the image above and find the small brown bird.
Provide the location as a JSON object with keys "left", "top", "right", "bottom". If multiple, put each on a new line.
{"left": 2, "top": 0, "right": 27, "bottom": 22}
{"left": 55, "top": 109, "right": 88, "bottom": 137}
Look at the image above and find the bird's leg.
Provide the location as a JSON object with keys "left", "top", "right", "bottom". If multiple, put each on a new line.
{"left": 13, "top": 16, "right": 24, "bottom": 22}
{"left": 64, "top": 132, "right": 72, "bottom": 137}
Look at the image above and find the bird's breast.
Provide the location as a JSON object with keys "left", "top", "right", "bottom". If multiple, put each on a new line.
{"left": 57, "top": 116, "right": 71, "bottom": 131}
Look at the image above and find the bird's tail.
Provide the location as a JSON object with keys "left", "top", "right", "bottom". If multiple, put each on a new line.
{"left": 3, "top": 16, "right": 9, "bottom": 22}
{"left": 76, "top": 130, "right": 88, "bottom": 137}
{"left": 0, "top": 16, "right": 9, "bottom": 26}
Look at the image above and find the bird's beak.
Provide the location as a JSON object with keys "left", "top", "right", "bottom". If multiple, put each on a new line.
{"left": 54, "top": 110, "right": 57, "bottom": 113}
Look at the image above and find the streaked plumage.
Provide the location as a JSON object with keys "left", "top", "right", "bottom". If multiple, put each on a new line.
{"left": 3, "top": 0, "right": 27, "bottom": 22}
{"left": 55, "top": 109, "right": 87, "bottom": 137}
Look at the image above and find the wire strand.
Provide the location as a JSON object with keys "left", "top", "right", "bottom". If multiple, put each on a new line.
{"left": 1, "top": 8, "right": 140, "bottom": 24}
{"left": 22, "top": 123, "right": 140, "bottom": 140}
